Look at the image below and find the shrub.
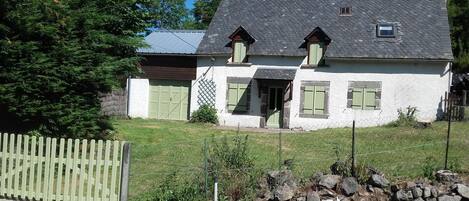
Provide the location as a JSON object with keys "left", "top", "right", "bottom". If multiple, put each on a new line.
{"left": 387, "top": 106, "right": 418, "bottom": 127}
{"left": 422, "top": 156, "right": 439, "bottom": 180}
{"left": 190, "top": 104, "right": 218, "bottom": 124}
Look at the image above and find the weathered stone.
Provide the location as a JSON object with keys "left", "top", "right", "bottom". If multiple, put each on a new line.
{"left": 367, "top": 184, "right": 375, "bottom": 193}
{"left": 436, "top": 170, "right": 459, "bottom": 183}
{"left": 432, "top": 188, "right": 439, "bottom": 198}
{"left": 395, "top": 190, "right": 413, "bottom": 201}
{"left": 306, "top": 191, "right": 320, "bottom": 201}
{"left": 415, "top": 197, "right": 425, "bottom": 201}
{"left": 266, "top": 170, "right": 298, "bottom": 201}
{"left": 437, "top": 195, "right": 462, "bottom": 201}
{"left": 452, "top": 184, "right": 469, "bottom": 199}
{"left": 427, "top": 198, "right": 437, "bottom": 201}
{"left": 296, "top": 197, "right": 306, "bottom": 201}
{"left": 341, "top": 177, "right": 359, "bottom": 196}
{"left": 369, "top": 174, "right": 390, "bottom": 188}
{"left": 413, "top": 187, "right": 423, "bottom": 198}
{"left": 407, "top": 182, "right": 417, "bottom": 189}
{"left": 319, "top": 175, "right": 341, "bottom": 189}
{"left": 423, "top": 187, "right": 432, "bottom": 198}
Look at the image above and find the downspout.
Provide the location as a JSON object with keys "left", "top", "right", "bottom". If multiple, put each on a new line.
{"left": 448, "top": 62, "right": 452, "bottom": 93}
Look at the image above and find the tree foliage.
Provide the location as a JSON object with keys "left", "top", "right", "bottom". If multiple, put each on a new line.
{"left": 191, "top": 0, "right": 221, "bottom": 29}
{"left": 143, "top": 0, "right": 190, "bottom": 30}
{"left": 448, "top": 0, "right": 469, "bottom": 72}
{"left": 0, "top": 0, "right": 152, "bottom": 138}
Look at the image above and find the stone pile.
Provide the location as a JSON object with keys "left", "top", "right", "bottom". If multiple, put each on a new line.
{"left": 256, "top": 170, "right": 468, "bottom": 201}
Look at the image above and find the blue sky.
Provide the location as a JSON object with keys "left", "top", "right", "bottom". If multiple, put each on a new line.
{"left": 185, "top": 0, "right": 195, "bottom": 9}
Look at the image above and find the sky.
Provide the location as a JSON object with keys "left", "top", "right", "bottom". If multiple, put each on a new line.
{"left": 185, "top": 0, "right": 195, "bottom": 9}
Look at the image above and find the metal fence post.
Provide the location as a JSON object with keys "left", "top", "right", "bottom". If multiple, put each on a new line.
{"left": 445, "top": 99, "right": 452, "bottom": 170}
{"left": 278, "top": 131, "right": 282, "bottom": 171}
{"left": 204, "top": 138, "right": 209, "bottom": 199}
{"left": 119, "top": 142, "right": 131, "bottom": 201}
{"left": 352, "top": 120, "right": 356, "bottom": 177}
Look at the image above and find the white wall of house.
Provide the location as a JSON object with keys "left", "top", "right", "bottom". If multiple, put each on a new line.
{"left": 194, "top": 56, "right": 450, "bottom": 130}
{"left": 128, "top": 79, "right": 150, "bottom": 118}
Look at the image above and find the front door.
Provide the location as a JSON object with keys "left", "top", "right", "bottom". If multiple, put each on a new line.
{"left": 267, "top": 87, "right": 283, "bottom": 128}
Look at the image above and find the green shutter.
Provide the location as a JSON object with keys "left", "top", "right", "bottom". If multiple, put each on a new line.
{"left": 314, "top": 86, "right": 326, "bottom": 115}
{"left": 308, "top": 43, "right": 318, "bottom": 65}
{"left": 364, "top": 88, "right": 377, "bottom": 110}
{"left": 233, "top": 41, "right": 247, "bottom": 63}
{"left": 237, "top": 83, "right": 249, "bottom": 111}
{"left": 352, "top": 88, "right": 364, "bottom": 109}
{"left": 303, "top": 86, "right": 315, "bottom": 114}
{"left": 227, "top": 83, "right": 238, "bottom": 111}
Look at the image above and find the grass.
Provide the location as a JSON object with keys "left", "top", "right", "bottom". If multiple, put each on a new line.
{"left": 112, "top": 119, "right": 469, "bottom": 199}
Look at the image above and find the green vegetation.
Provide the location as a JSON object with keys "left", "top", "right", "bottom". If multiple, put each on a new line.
{"left": 448, "top": 0, "right": 469, "bottom": 72}
{"left": 0, "top": 0, "right": 152, "bottom": 138}
{"left": 190, "top": 104, "right": 218, "bottom": 124}
{"left": 113, "top": 119, "right": 469, "bottom": 200}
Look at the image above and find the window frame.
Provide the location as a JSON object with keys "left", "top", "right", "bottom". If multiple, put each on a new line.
{"left": 299, "top": 81, "right": 330, "bottom": 119}
{"left": 307, "top": 42, "right": 326, "bottom": 66}
{"left": 376, "top": 23, "right": 396, "bottom": 38}
{"left": 226, "top": 77, "right": 252, "bottom": 114}
{"left": 231, "top": 40, "right": 248, "bottom": 63}
{"left": 347, "top": 81, "right": 382, "bottom": 110}
{"left": 339, "top": 7, "right": 352, "bottom": 16}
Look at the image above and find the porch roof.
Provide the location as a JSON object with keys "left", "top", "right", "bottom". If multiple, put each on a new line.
{"left": 253, "top": 68, "right": 297, "bottom": 81}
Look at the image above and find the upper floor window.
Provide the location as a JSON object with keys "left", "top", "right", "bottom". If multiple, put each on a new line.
{"left": 228, "top": 26, "right": 255, "bottom": 64}
{"left": 377, "top": 24, "right": 395, "bottom": 38}
{"left": 308, "top": 42, "right": 325, "bottom": 65}
{"left": 233, "top": 40, "right": 248, "bottom": 63}
{"left": 339, "top": 7, "right": 352, "bottom": 16}
{"left": 303, "top": 27, "right": 331, "bottom": 67}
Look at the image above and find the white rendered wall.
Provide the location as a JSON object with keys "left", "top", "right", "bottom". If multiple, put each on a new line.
{"left": 194, "top": 56, "right": 450, "bottom": 130}
{"left": 128, "top": 78, "right": 150, "bottom": 118}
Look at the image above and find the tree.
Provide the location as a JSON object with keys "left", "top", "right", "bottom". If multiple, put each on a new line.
{"left": 0, "top": 0, "right": 152, "bottom": 138}
{"left": 192, "top": 0, "right": 222, "bottom": 29}
{"left": 143, "top": 0, "right": 189, "bottom": 30}
{"left": 448, "top": 0, "right": 469, "bottom": 72}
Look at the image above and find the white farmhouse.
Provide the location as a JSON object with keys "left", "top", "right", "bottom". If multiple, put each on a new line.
{"left": 129, "top": 0, "right": 453, "bottom": 130}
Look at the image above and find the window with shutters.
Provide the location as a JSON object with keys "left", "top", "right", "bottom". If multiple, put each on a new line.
{"left": 300, "top": 81, "right": 330, "bottom": 118}
{"left": 347, "top": 81, "right": 381, "bottom": 110}
{"left": 232, "top": 40, "right": 248, "bottom": 63}
{"left": 226, "top": 78, "right": 251, "bottom": 114}
{"left": 308, "top": 42, "right": 325, "bottom": 66}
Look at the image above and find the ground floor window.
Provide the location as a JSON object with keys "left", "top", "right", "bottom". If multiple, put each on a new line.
{"left": 300, "top": 81, "right": 329, "bottom": 118}
{"left": 226, "top": 77, "right": 252, "bottom": 114}
{"left": 347, "top": 81, "right": 381, "bottom": 110}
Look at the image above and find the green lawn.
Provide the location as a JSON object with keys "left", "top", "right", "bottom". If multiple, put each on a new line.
{"left": 113, "top": 119, "right": 469, "bottom": 199}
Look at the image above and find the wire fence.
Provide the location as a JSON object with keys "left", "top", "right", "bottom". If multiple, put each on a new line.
{"left": 126, "top": 109, "right": 469, "bottom": 200}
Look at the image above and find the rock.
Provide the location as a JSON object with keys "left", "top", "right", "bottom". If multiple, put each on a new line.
{"left": 296, "top": 197, "right": 306, "bottom": 201}
{"left": 306, "top": 191, "right": 320, "bottom": 201}
{"left": 369, "top": 174, "right": 390, "bottom": 188}
{"left": 341, "top": 177, "right": 359, "bottom": 196}
{"left": 414, "top": 197, "right": 425, "bottom": 201}
{"left": 452, "top": 184, "right": 469, "bottom": 199}
{"left": 367, "top": 184, "right": 375, "bottom": 193}
{"left": 266, "top": 170, "right": 298, "bottom": 201}
{"left": 438, "top": 195, "right": 462, "bottom": 201}
{"left": 436, "top": 170, "right": 459, "bottom": 183}
{"left": 406, "top": 182, "right": 417, "bottom": 189}
{"left": 395, "top": 190, "right": 413, "bottom": 201}
{"left": 427, "top": 198, "right": 437, "bottom": 201}
{"left": 319, "top": 175, "right": 341, "bottom": 189}
{"left": 423, "top": 187, "right": 432, "bottom": 198}
{"left": 413, "top": 187, "right": 423, "bottom": 198}
{"left": 432, "top": 187, "right": 439, "bottom": 198}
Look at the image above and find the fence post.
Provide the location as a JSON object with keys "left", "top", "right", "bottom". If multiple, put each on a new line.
{"left": 204, "top": 138, "right": 209, "bottom": 199}
{"left": 213, "top": 176, "right": 218, "bottom": 201}
{"left": 445, "top": 99, "right": 452, "bottom": 170}
{"left": 463, "top": 90, "right": 467, "bottom": 106}
{"left": 352, "top": 120, "right": 356, "bottom": 177}
{"left": 120, "top": 142, "right": 131, "bottom": 201}
{"left": 278, "top": 131, "right": 282, "bottom": 171}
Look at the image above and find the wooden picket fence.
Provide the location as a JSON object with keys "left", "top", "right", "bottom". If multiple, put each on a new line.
{"left": 0, "top": 133, "right": 130, "bottom": 201}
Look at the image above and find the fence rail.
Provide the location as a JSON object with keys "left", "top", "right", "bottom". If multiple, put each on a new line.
{"left": 0, "top": 133, "right": 130, "bottom": 201}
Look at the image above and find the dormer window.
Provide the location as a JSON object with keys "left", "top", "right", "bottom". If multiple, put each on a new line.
{"left": 339, "top": 7, "right": 352, "bottom": 16}
{"left": 233, "top": 40, "right": 248, "bottom": 63}
{"left": 303, "top": 27, "right": 331, "bottom": 67}
{"left": 377, "top": 24, "right": 395, "bottom": 38}
{"left": 228, "top": 26, "right": 255, "bottom": 64}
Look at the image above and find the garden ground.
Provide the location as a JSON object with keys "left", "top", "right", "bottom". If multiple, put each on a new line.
{"left": 112, "top": 119, "right": 469, "bottom": 199}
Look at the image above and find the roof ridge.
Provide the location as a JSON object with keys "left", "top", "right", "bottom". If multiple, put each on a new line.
{"left": 153, "top": 29, "right": 206, "bottom": 33}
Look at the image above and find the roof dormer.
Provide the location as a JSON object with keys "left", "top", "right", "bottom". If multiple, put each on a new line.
{"left": 303, "top": 27, "right": 331, "bottom": 67}
{"left": 228, "top": 26, "right": 255, "bottom": 64}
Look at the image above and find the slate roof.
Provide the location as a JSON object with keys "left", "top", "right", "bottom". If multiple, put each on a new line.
{"left": 197, "top": 0, "right": 453, "bottom": 60}
{"left": 253, "top": 68, "right": 297, "bottom": 80}
{"left": 139, "top": 30, "right": 206, "bottom": 55}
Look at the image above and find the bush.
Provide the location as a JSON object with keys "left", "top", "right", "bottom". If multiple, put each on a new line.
{"left": 422, "top": 156, "right": 439, "bottom": 180}
{"left": 387, "top": 106, "right": 418, "bottom": 127}
{"left": 190, "top": 104, "right": 218, "bottom": 124}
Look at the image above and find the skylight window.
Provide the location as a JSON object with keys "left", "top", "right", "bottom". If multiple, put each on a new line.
{"left": 377, "top": 24, "right": 395, "bottom": 38}
{"left": 339, "top": 7, "right": 352, "bottom": 16}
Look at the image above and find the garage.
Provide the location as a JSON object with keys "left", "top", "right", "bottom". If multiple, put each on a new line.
{"left": 148, "top": 80, "right": 191, "bottom": 120}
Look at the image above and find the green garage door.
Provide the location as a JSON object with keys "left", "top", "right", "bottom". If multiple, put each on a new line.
{"left": 149, "top": 80, "right": 191, "bottom": 120}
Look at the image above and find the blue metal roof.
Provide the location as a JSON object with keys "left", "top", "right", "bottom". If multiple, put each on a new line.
{"left": 138, "top": 30, "right": 206, "bottom": 55}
